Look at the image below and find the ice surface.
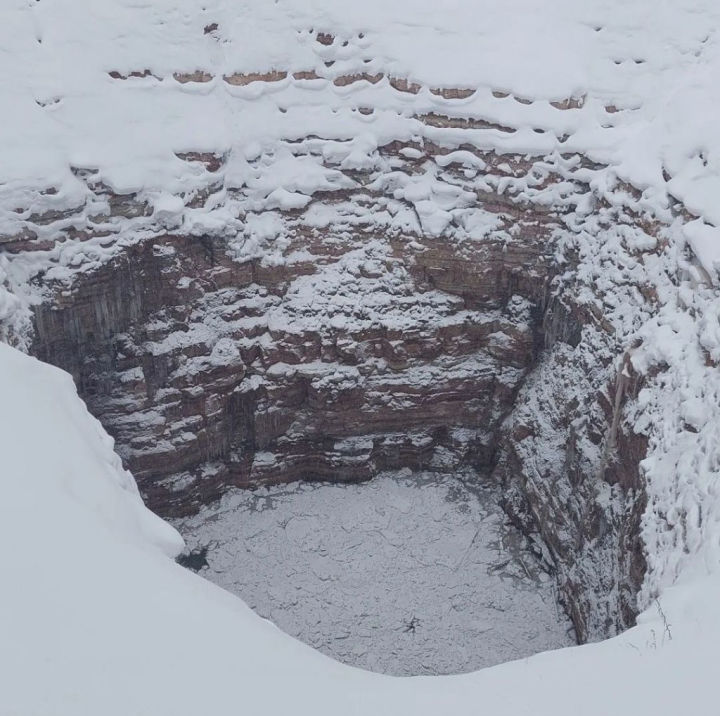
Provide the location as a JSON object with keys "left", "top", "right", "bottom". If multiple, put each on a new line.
{"left": 175, "top": 470, "right": 573, "bottom": 675}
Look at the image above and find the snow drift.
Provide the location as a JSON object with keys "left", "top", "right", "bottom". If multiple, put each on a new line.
{"left": 0, "top": 341, "right": 719, "bottom": 715}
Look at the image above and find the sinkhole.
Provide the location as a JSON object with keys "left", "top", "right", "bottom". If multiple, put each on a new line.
{"left": 24, "top": 157, "right": 647, "bottom": 673}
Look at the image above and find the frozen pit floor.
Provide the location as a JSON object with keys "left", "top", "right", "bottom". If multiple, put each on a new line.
{"left": 174, "top": 470, "right": 575, "bottom": 675}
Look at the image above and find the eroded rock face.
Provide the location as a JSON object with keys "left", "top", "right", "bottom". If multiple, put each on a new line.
{"left": 494, "top": 304, "right": 648, "bottom": 641}
{"left": 12, "top": 139, "right": 656, "bottom": 648}
{"left": 30, "top": 152, "right": 555, "bottom": 518}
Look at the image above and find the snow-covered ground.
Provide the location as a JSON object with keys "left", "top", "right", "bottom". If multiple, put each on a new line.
{"left": 4, "top": 0, "right": 720, "bottom": 283}
{"left": 2, "top": 341, "right": 720, "bottom": 716}
{"left": 175, "top": 471, "right": 572, "bottom": 675}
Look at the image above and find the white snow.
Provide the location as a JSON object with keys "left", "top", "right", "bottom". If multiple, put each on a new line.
{"left": 3, "top": 0, "right": 720, "bottom": 712}
{"left": 2, "top": 0, "right": 720, "bottom": 263}
{"left": 683, "top": 220, "right": 720, "bottom": 280}
{"left": 174, "top": 471, "right": 573, "bottom": 676}
{"left": 1, "top": 341, "right": 720, "bottom": 714}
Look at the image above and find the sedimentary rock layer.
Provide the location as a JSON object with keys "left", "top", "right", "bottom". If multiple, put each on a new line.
{"left": 0, "top": 61, "right": 677, "bottom": 647}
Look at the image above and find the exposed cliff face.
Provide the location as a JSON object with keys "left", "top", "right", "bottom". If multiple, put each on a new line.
{"left": 29, "top": 146, "right": 557, "bottom": 518}
{"left": 0, "top": 10, "right": 689, "bottom": 646}
{"left": 495, "top": 304, "right": 648, "bottom": 641}
{"left": 6, "top": 1, "right": 720, "bottom": 707}
{"left": 13, "top": 140, "right": 661, "bottom": 645}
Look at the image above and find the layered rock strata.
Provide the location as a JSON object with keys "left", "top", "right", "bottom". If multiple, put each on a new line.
{"left": 0, "top": 76, "right": 672, "bottom": 647}
{"left": 28, "top": 145, "right": 557, "bottom": 519}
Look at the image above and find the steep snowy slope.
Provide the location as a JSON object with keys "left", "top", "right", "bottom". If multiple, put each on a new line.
{"left": 0, "top": 341, "right": 719, "bottom": 715}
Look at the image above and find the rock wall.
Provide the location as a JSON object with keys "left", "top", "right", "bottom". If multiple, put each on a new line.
{"left": 7, "top": 139, "right": 659, "bottom": 647}
{"left": 30, "top": 148, "right": 557, "bottom": 517}
{"left": 494, "top": 297, "right": 647, "bottom": 641}
{"left": 2, "top": 0, "right": 718, "bottom": 665}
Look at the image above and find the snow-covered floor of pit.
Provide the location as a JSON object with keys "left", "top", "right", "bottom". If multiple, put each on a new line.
{"left": 175, "top": 471, "right": 573, "bottom": 675}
